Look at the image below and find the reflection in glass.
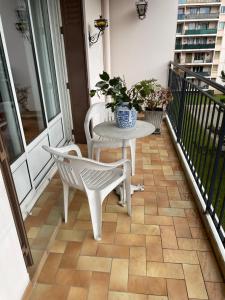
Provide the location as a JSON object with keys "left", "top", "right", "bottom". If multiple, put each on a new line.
{"left": 0, "top": 36, "right": 24, "bottom": 163}
{"left": 30, "top": 0, "right": 61, "bottom": 121}
{"left": 0, "top": 0, "right": 46, "bottom": 144}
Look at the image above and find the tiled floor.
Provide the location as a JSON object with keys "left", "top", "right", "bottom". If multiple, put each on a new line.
{"left": 27, "top": 122, "right": 225, "bottom": 300}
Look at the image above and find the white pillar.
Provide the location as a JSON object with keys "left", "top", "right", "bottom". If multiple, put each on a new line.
{"left": 101, "top": 0, "right": 111, "bottom": 75}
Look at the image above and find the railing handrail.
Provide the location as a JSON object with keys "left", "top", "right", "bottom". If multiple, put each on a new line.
{"left": 170, "top": 61, "right": 225, "bottom": 100}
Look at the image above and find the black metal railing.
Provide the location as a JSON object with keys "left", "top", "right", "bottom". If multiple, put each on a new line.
{"left": 167, "top": 62, "right": 225, "bottom": 245}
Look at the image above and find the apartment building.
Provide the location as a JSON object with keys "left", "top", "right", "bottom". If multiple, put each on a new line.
{"left": 175, "top": 0, "right": 225, "bottom": 88}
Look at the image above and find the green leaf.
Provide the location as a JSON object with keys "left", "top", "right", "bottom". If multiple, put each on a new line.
{"left": 90, "top": 90, "right": 96, "bottom": 97}
{"left": 109, "top": 77, "right": 120, "bottom": 87}
{"left": 96, "top": 81, "right": 108, "bottom": 88}
{"left": 100, "top": 71, "right": 110, "bottom": 81}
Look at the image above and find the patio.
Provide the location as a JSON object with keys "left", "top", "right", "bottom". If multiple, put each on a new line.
{"left": 25, "top": 121, "right": 224, "bottom": 300}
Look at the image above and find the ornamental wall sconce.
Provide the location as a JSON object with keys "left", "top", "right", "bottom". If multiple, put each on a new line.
{"left": 89, "top": 15, "right": 108, "bottom": 47}
{"left": 15, "top": 8, "right": 30, "bottom": 41}
{"left": 136, "top": 0, "right": 148, "bottom": 20}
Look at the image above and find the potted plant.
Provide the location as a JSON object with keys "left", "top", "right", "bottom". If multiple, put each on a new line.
{"left": 134, "top": 79, "right": 172, "bottom": 133}
{"left": 90, "top": 71, "right": 143, "bottom": 128}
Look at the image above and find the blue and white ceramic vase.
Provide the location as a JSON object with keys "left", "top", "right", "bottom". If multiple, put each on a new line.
{"left": 115, "top": 102, "right": 137, "bottom": 128}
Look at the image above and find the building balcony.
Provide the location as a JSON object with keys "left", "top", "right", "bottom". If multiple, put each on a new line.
{"left": 185, "top": 28, "right": 217, "bottom": 35}
{"left": 179, "top": 0, "right": 221, "bottom": 5}
{"left": 178, "top": 13, "right": 220, "bottom": 20}
{"left": 175, "top": 43, "right": 215, "bottom": 49}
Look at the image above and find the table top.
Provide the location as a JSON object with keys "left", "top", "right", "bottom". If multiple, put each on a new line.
{"left": 93, "top": 120, "right": 155, "bottom": 140}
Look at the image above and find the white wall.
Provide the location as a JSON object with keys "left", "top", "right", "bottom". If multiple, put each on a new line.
{"left": 109, "top": 0, "right": 178, "bottom": 87}
{"left": 0, "top": 169, "right": 29, "bottom": 300}
{"left": 84, "top": 0, "right": 104, "bottom": 104}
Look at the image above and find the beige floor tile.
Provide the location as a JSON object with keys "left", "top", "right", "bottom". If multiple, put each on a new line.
{"left": 27, "top": 227, "right": 40, "bottom": 239}
{"left": 67, "top": 287, "right": 87, "bottom": 300}
{"left": 190, "top": 227, "right": 207, "bottom": 239}
{"left": 129, "top": 247, "right": 146, "bottom": 276}
{"left": 128, "top": 276, "right": 167, "bottom": 296}
{"left": 77, "top": 203, "right": 91, "bottom": 220}
{"left": 74, "top": 220, "right": 93, "bottom": 231}
{"left": 169, "top": 201, "right": 194, "bottom": 209}
{"left": 173, "top": 217, "right": 191, "bottom": 238}
{"left": 115, "top": 233, "right": 145, "bottom": 247}
{"left": 76, "top": 256, "right": 112, "bottom": 272}
{"left": 30, "top": 283, "right": 69, "bottom": 300}
{"left": 108, "top": 291, "right": 147, "bottom": 300}
{"left": 97, "top": 244, "right": 129, "bottom": 258}
{"left": 158, "top": 208, "right": 185, "bottom": 217}
{"left": 88, "top": 272, "right": 110, "bottom": 300}
{"left": 183, "top": 264, "right": 208, "bottom": 299}
{"left": 80, "top": 232, "right": 98, "bottom": 256}
{"left": 38, "top": 253, "right": 62, "bottom": 284}
{"left": 161, "top": 226, "right": 178, "bottom": 249}
{"left": 56, "top": 229, "right": 86, "bottom": 242}
{"left": 102, "top": 212, "right": 118, "bottom": 222}
{"left": 132, "top": 206, "right": 145, "bottom": 224}
{"left": 109, "top": 259, "right": 129, "bottom": 292}
{"left": 148, "top": 296, "right": 168, "bottom": 300}
{"left": 147, "top": 262, "right": 184, "bottom": 279}
{"left": 55, "top": 269, "right": 92, "bottom": 287}
{"left": 205, "top": 282, "right": 225, "bottom": 300}
{"left": 177, "top": 238, "right": 211, "bottom": 251}
{"left": 59, "top": 241, "right": 82, "bottom": 268}
{"left": 49, "top": 240, "right": 67, "bottom": 254}
{"left": 32, "top": 225, "right": 56, "bottom": 250}
{"left": 145, "top": 215, "right": 173, "bottom": 226}
{"left": 106, "top": 204, "right": 128, "bottom": 213}
{"left": 131, "top": 224, "right": 160, "bottom": 236}
{"left": 146, "top": 236, "right": 163, "bottom": 262}
{"left": 163, "top": 249, "right": 198, "bottom": 264}
{"left": 117, "top": 220, "right": 131, "bottom": 233}
{"left": 167, "top": 279, "right": 188, "bottom": 300}
{"left": 197, "top": 251, "right": 223, "bottom": 282}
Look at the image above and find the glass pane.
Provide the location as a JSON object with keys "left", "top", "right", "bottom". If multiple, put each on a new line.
{"left": 0, "top": 36, "right": 24, "bottom": 163}
{"left": 0, "top": 0, "right": 46, "bottom": 144}
{"left": 29, "top": 0, "right": 61, "bottom": 121}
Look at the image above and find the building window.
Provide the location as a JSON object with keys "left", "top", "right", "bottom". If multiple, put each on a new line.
{"left": 218, "top": 22, "right": 225, "bottom": 30}
{"left": 221, "top": 6, "right": 225, "bottom": 14}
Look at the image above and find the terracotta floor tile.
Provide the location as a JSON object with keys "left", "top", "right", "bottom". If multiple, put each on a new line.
{"left": 74, "top": 220, "right": 93, "bottom": 231}
{"left": 161, "top": 226, "right": 178, "bottom": 249}
{"left": 97, "top": 244, "right": 129, "bottom": 258}
{"left": 145, "top": 215, "right": 173, "bottom": 226}
{"left": 109, "top": 259, "right": 129, "bottom": 292}
{"left": 56, "top": 229, "right": 86, "bottom": 242}
{"left": 190, "top": 227, "right": 207, "bottom": 239}
{"left": 38, "top": 253, "right": 62, "bottom": 284}
{"left": 167, "top": 279, "right": 188, "bottom": 300}
{"left": 49, "top": 240, "right": 67, "bottom": 254}
{"left": 183, "top": 264, "right": 208, "bottom": 299}
{"left": 163, "top": 249, "right": 198, "bottom": 264}
{"left": 173, "top": 217, "right": 191, "bottom": 238}
{"left": 32, "top": 225, "right": 56, "bottom": 250}
{"left": 116, "top": 220, "right": 131, "bottom": 233}
{"left": 67, "top": 287, "right": 88, "bottom": 300}
{"left": 131, "top": 224, "right": 160, "bottom": 236}
{"left": 147, "top": 262, "right": 184, "bottom": 279}
{"left": 146, "top": 236, "right": 163, "bottom": 262}
{"left": 76, "top": 256, "right": 112, "bottom": 272}
{"left": 132, "top": 206, "right": 145, "bottom": 224}
{"left": 115, "top": 233, "right": 145, "bottom": 247}
{"left": 177, "top": 238, "right": 211, "bottom": 251}
{"left": 169, "top": 200, "right": 194, "bottom": 209}
{"left": 30, "top": 283, "right": 69, "bottom": 300}
{"left": 128, "top": 276, "right": 167, "bottom": 296}
{"left": 59, "top": 241, "right": 82, "bottom": 268}
{"left": 129, "top": 247, "right": 146, "bottom": 276}
{"left": 106, "top": 204, "right": 128, "bottom": 213}
{"left": 205, "top": 282, "right": 225, "bottom": 300}
{"left": 197, "top": 251, "right": 223, "bottom": 282}
{"left": 27, "top": 227, "right": 40, "bottom": 239}
{"left": 158, "top": 208, "right": 185, "bottom": 217}
{"left": 148, "top": 296, "right": 168, "bottom": 300}
{"left": 102, "top": 212, "right": 118, "bottom": 222}
{"left": 80, "top": 232, "right": 98, "bottom": 256}
{"left": 88, "top": 272, "right": 110, "bottom": 300}
{"left": 108, "top": 291, "right": 147, "bottom": 300}
{"left": 55, "top": 269, "right": 92, "bottom": 287}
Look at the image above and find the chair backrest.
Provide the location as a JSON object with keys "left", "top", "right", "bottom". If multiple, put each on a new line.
{"left": 84, "top": 102, "right": 114, "bottom": 143}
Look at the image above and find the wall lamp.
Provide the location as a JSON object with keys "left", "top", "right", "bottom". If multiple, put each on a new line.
{"left": 136, "top": 0, "right": 148, "bottom": 20}
{"left": 89, "top": 16, "right": 108, "bottom": 47}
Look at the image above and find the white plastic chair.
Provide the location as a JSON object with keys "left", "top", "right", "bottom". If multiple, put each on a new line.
{"left": 84, "top": 102, "right": 136, "bottom": 175}
{"left": 43, "top": 144, "right": 131, "bottom": 241}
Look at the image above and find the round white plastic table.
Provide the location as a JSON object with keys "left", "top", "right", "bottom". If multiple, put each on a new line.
{"left": 93, "top": 120, "right": 155, "bottom": 204}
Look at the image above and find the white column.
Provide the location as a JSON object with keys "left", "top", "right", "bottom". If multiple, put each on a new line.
{"left": 101, "top": 0, "right": 111, "bottom": 75}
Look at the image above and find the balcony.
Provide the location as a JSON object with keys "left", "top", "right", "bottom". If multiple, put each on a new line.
{"left": 178, "top": 13, "right": 220, "bottom": 20}
{"left": 176, "top": 43, "right": 216, "bottom": 49}
{"left": 185, "top": 28, "right": 217, "bottom": 35}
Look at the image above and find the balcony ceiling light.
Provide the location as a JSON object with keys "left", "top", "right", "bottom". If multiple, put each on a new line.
{"left": 136, "top": 0, "right": 148, "bottom": 20}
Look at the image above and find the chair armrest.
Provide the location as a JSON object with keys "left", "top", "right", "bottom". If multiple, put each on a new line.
{"left": 55, "top": 144, "right": 82, "bottom": 157}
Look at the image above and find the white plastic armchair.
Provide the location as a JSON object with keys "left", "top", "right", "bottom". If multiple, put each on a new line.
{"left": 84, "top": 102, "right": 136, "bottom": 175}
{"left": 42, "top": 144, "right": 131, "bottom": 241}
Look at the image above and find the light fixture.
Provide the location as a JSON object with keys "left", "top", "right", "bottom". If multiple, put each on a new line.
{"left": 89, "top": 16, "right": 108, "bottom": 47}
{"left": 15, "top": 7, "right": 30, "bottom": 41}
{"left": 136, "top": 0, "right": 148, "bottom": 20}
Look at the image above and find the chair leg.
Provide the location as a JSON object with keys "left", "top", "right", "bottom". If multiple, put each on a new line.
{"left": 88, "top": 144, "right": 93, "bottom": 159}
{"left": 96, "top": 148, "right": 101, "bottom": 161}
{"left": 87, "top": 195, "right": 102, "bottom": 241}
{"left": 125, "top": 177, "right": 131, "bottom": 216}
{"left": 130, "top": 139, "right": 136, "bottom": 176}
{"left": 63, "top": 182, "right": 69, "bottom": 223}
